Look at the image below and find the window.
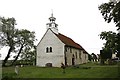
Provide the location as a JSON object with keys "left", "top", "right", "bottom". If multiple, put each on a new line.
{"left": 75, "top": 52, "right": 77, "bottom": 59}
{"left": 50, "top": 47, "right": 52, "bottom": 52}
{"left": 72, "top": 54, "right": 75, "bottom": 58}
{"left": 79, "top": 52, "right": 81, "bottom": 59}
{"left": 46, "top": 47, "right": 52, "bottom": 53}
{"left": 70, "top": 48, "right": 72, "bottom": 53}
{"left": 46, "top": 47, "right": 49, "bottom": 53}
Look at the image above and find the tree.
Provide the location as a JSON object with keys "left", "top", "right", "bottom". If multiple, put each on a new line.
{"left": 0, "top": 17, "right": 36, "bottom": 66}
{"left": 100, "top": 48, "right": 112, "bottom": 65}
{"left": 100, "top": 31, "right": 117, "bottom": 53}
{"left": 99, "top": 30, "right": 117, "bottom": 65}
{"left": 116, "top": 33, "right": 120, "bottom": 57}
{"left": 98, "top": 1, "right": 120, "bottom": 58}
{"left": 98, "top": 1, "right": 120, "bottom": 30}
{"left": 100, "top": 50, "right": 106, "bottom": 65}
{"left": 91, "top": 53, "right": 97, "bottom": 62}
{"left": 0, "top": 17, "right": 17, "bottom": 66}
{"left": 20, "top": 46, "right": 36, "bottom": 65}
{"left": 88, "top": 54, "right": 92, "bottom": 61}
{"left": 11, "top": 29, "right": 36, "bottom": 65}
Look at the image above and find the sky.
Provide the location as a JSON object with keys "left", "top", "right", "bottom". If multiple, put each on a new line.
{"left": 0, "top": 0, "right": 117, "bottom": 60}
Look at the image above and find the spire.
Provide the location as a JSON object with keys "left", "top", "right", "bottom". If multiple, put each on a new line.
{"left": 51, "top": 9, "right": 53, "bottom": 17}
{"left": 46, "top": 11, "right": 59, "bottom": 34}
{"left": 49, "top": 11, "right": 56, "bottom": 22}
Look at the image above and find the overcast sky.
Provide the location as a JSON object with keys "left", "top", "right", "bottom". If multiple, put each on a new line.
{"left": 0, "top": 0, "right": 117, "bottom": 60}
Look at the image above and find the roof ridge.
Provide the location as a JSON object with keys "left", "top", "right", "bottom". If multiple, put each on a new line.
{"left": 55, "top": 33, "right": 82, "bottom": 49}
{"left": 58, "top": 33, "right": 75, "bottom": 41}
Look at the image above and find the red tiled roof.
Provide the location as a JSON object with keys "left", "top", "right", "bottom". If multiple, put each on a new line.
{"left": 55, "top": 33, "right": 83, "bottom": 50}
{"left": 55, "top": 33, "right": 88, "bottom": 54}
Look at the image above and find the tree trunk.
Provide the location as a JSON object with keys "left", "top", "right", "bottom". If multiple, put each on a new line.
{"left": 11, "top": 45, "right": 23, "bottom": 66}
{"left": 2, "top": 47, "right": 12, "bottom": 67}
{"left": 100, "top": 59, "right": 105, "bottom": 65}
{"left": 108, "top": 59, "right": 112, "bottom": 65}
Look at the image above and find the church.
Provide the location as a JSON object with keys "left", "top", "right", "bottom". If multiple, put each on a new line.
{"left": 36, "top": 13, "right": 88, "bottom": 67}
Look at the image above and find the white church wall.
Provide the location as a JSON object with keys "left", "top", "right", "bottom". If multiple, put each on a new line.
{"left": 81, "top": 52, "right": 88, "bottom": 64}
{"left": 65, "top": 47, "right": 72, "bottom": 65}
{"left": 81, "top": 51, "right": 85, "bottom": 63}
{"left": 65, "top": 47, "right": 83, "bottom": 66}
{"left": 36, "top": 29, "right": 65, "bottom": 67}
{"left": 72, "top": 48, "right": 81, "bottom": 65}
{"left": 85, "top": 53, "right": 88, "bottom": 63}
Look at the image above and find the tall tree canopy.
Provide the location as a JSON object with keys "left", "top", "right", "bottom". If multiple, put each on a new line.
{"left": 99, "top": 1, "right": 120, "bottom": 59}
{"left": 99, "top": 1, "right": 120, "bottom": 30}
{"left": 20, "top": 45, "right": 36, "bottom": 65}
{"left": 0, "top": 17, "right": 17, "bottom": 66}
{"left": 100, "top": 31, "right": 117, "bottom": 53}
{"left": 11, "top": 29, "right": 36, "bottom": 65}
{"left": 0, "top": 17, "right": 36, "bottom": 66}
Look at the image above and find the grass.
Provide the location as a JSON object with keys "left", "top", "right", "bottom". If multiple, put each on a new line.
{"left": 2, "top": 62, "right": 120, "bottom": 79}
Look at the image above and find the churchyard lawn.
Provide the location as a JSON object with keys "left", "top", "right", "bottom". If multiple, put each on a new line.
{"left": 2, "top": 62, "right": 120, "bottom": 78}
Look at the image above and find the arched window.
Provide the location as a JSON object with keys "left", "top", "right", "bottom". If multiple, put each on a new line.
{"left": 46, "top": 47, "right": 49, "bottom": 53}
{"left": 79, "top": 52, "right": 81, "bottom": 59}
{"left": 75, "top": 52, "right": 77, "bottom": 59}
{"left": 70, "top": 48, "right": 72, "bottom": 53}
{"left": 50, "top": 47, "right": 52, "bottom": 52}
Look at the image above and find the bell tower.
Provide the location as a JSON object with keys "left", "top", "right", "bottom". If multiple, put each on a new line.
{"left": 46, "top": 13, "right": 58, "bottom": 34}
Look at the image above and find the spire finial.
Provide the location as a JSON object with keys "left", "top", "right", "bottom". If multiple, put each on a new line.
{"left": 49, "top": 9, "right": 56, "bottom": 22}
{"left": 51, "top": 9, "right": 53, "bottom": 17}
